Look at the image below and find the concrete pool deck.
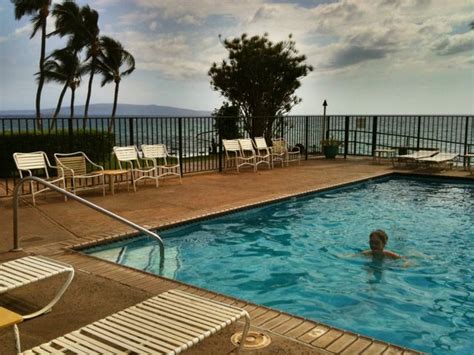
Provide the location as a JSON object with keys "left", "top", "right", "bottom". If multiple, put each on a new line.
{"left": 1, "top": 158, "right": 472, "bottom": 354}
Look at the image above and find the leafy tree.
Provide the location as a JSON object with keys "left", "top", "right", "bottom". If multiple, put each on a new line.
{"left": 43, "top": 48, "right": 81, "bottom": 126}
{"left": 209, "top": 33, "right": 312, "bottom": 140}
{"left": 11, "top": 0, "right": 52, "bottom": 128}
{"left": 96, "top": 36, "right": 135, "bottom": 132}
{"left": 213, "top": 102, "right": 241, "bottom": 140}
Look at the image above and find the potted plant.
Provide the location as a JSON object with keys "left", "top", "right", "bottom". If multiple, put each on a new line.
{"left": 321, "top": 138, "right": 341, "bottom": 159}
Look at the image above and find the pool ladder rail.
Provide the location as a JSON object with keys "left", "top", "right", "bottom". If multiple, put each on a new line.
{"left": 12, "top": 176, "right": 165, "bottom": 271}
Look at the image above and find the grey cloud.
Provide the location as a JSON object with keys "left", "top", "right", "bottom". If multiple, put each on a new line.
{"left": 433, "top": 32, "right": 474, "bottom": 56}
{"left": 323, "top": 45, "right": 389, "bottom": 69}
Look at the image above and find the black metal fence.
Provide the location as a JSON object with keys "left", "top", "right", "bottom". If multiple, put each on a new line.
{"left": 0, "top": 115, "right": 472, "bottom": 196}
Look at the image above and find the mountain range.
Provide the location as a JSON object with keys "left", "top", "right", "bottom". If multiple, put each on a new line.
{"left": 0, "top": 103, "right": 211, "bottom": 117}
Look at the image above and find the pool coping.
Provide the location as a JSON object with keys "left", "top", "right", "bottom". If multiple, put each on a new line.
{"left": 25, "top": 170, "right": 472, "bottom": 353}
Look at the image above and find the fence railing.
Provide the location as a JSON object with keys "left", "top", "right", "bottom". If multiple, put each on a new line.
{"left": 0, "top": 115, "right": 472, "bottom": 196}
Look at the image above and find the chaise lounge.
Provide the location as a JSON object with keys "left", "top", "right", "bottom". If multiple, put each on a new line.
{"left": 417, "top": 152, "right": 459, "bottom": 170}
{"left": 14, "top": 289, "right": 250, "bottom": 354}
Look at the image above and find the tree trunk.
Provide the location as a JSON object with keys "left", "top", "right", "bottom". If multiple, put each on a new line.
{"left": 70, "top": 86, "right": 76, "bottom": 119}
{"left": 83, "top": 58, "right": 95, "bottom": 128}
{"left": 49, "top": 82, "right": 68, "bottom": 131}
{"left": 35, "top": 11, "right": 48, "bottom": 130}
{"left": 108, "top": 80, "right": 120, "bottom": 133}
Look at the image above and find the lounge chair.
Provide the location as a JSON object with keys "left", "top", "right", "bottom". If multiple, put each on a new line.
{"left": 0, "top": 256, "right": 74, "bottom": 320}
{"left": 54, "top": 152, "right": 106, "bottom": 196}
{"left": 113, "top": 146, "right": 159, "bottom": 191}
{"left": 222, "top": 139, "right": 256, "bottom": 172}
{"left": 16, "top": 289, "right": 250, "bottom": 354}
{"left": 141, "top": 144, "right": 182, "bottom": 184}
{"left": 253, "top": 137, "right": 273, "bottom": 169}
{"left": 238, "top": 138, "right": 271, "bottom": 171}
{"left": 393, "top": 149, "right": 438, "bottom": 167}
{"left": 13, "top": 151, "right": 67, "bottom": 206}
{"left": 271, "top": 138, "right": 300, "bottom": 167}
{"left": 417, "top": 152, "right": 459, "bottom": 170}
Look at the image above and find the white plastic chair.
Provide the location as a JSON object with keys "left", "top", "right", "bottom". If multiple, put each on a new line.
{"left": 13, "top": 151, "right": 67, "bottom": 205}
{"left": 54, "top": 152, "right": 105, "bottom": 196}
{"left": 251, "top": 137, "right": 272, "bottom": 170}
{"left": 271, "top": 138, "right": 301, "bottom": 167}
{"left": 113, "top": 146, "right": 158, "bottom": 191}
{"left": 222, "top": 139, "right": 256, "bottom": 172}
{"left": 141, "top": 144, "right": 182, "bottom": 184}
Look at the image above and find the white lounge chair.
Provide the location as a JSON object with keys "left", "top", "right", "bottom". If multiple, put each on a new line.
{"left": 141, "top": 144, "right": 182, "bottom": 184}
{"left": 17, "top": 289, "right": 250, "bottom": 354}
{"left": 239, "top": 138, "right": 271, "bottom": 171}
{"left": 0, "top": 256, "right": 74, "bottom": 320}
{"left": 253, "top": 137, "right": 273, "bottom": 169}
{"left": 417, "top": 152, "right": 459, "bottom": 170}
{"left": 393, "top": 149, "right": 438, "bottom": 167}
{"left": 222, "top": 139, "right": 256, "bottom": 172}
{"left": 54, "top": 152, "right": 106, "bottom": 196}
{"left": 13, "top": 151, "right": 67, "bottom": 205}
{"left": 271, "top": 138, "right": 301, "bottom": 167}
{"left": 113, "top": 146, "right": 159, "bottom": 191}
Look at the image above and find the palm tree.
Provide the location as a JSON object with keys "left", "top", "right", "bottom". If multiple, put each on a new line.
{"left": 96, "top": 36, "right": 135, "bottom": 132}
{"left": 50, "top": 1, "right": 101, "bottom": 128}
{"left": 11, "top": 0, "right": 52, "bottom": 129}
{"left": 81, "top": 6, "right": 100, "bottom": 127}
{"left": 43, "top": 48, "right": 81, "bottom": 128}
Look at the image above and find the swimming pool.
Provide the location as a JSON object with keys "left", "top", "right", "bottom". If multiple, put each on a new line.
{"left": 85, "top": 176, "right": 473, "bottom": 354}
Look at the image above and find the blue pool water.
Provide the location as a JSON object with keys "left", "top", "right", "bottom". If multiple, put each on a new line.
{"left": 85, "top": 176, "right": 474, "bottom": 354}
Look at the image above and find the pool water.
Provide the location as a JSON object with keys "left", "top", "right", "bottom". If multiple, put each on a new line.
{"left": 85, "top": 176, "right": 474, "bottom": 354}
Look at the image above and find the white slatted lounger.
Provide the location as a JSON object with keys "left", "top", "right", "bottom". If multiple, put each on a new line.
{"left": 0, "top": 256, "right": 74, "bottom": 320}
{"left": 23, "top": 289, "right": 251, "bottom": 355}
{"left": 417, "top": 153, "right": 459, "bottom": 170}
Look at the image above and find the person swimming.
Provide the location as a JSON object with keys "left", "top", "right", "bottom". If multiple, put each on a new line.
{"left": 362, "top": 229, "right": 401, "bottom": 259}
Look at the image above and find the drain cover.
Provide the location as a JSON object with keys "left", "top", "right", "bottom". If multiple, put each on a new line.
{"left": 231, "top": 331, "right": 271, "bottom": 349}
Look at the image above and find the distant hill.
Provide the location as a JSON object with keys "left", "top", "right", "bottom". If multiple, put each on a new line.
{"left": 0, "top": 103, "right": 211, "bottom": 117}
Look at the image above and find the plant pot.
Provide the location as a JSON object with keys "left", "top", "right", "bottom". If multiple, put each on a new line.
{"left": 323, "top": 145, "right": 339, "bottom": 159}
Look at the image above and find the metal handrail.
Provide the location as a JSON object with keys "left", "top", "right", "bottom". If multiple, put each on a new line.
{"left": 12, "top": 176, "right": 165, "bottom": 271}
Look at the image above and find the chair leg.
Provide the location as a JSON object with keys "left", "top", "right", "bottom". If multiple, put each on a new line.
{"left": 236, "top": 313, "right": 251, "bottom": 355}
{"left": 22, "top": 267, "right": 75, "bottom": 320}
{"left": 30, "top": 181, "right": 36, "bottom": 206}
{"left": 14, "top": 324, "right": 21, "bottom": 354}
{"left": 102, "top": 176, "right": 106, "bottom": 196}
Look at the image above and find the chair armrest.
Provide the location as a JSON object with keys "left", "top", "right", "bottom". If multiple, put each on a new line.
{"left": 166, "top": 154, "right": 180, "bottom": 162}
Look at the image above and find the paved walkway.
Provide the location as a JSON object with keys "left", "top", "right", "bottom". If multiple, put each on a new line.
{"left": 1, "top": 159, "right": 471, "bottom": 354}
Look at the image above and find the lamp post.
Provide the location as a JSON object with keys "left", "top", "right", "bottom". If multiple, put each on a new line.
{"left": 323, "top": 100, "right": 329, "bottom": 139}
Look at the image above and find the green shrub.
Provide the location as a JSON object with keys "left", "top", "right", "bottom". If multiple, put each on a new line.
{"left": 0, "top": 130, "right": 115, "bottom": 177}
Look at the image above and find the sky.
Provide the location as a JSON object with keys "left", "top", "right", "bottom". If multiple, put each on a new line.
{"left": 0, "top": 0, "right": 473, "bottom": 115}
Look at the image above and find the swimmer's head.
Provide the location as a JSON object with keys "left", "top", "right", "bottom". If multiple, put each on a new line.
{"left": 369, "top": 230, "right": 388, "bottom": 252}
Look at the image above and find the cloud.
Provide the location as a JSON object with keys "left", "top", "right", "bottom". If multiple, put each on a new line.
{"left": 433, "top": 31, "right": 474, "bottom": 56}
{"left": 14, "top": 24, "right": 31, "bottom": 37}
{"left": 324, "top": 45, "right": 389, "bottom": 69}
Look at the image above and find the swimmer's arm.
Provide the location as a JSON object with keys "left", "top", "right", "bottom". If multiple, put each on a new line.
{"left": 384, "top": 250, "right": 401, "bottom": 259}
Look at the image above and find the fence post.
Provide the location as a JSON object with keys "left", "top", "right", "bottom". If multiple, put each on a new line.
{"left": 305, "top": 116, "right": 309, "bottom": 160}
{"left": 371, "top": 116, "right": 378, "bottom": 156}
{"left": 416, "top": 116, "right": 421, "bottom": 149}
{"left": 178, "top": 117, "right": 183, "bottom": 176}
{"left": 128, "top": 117, "right": 134, "bottom": 146}
{"left": 68, "top": 117, "right": 73, "bottom": 151}
{"left": 325, "top": 115, "right": 330, "bottom": 140}
{"left": 280, "top": 116, "right": 284, "bottom": 138}
{"left": 344, "top": 116, "right": 349, "bottom": 158}
{"left": 463, "top": 116, "right": 470, "bottom": 168}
